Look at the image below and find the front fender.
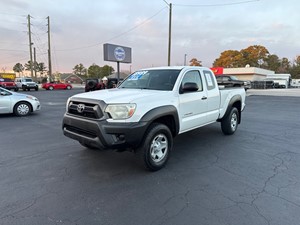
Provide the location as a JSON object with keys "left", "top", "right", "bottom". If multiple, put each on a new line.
{"left": 140, "top": 105, "right": 180, "bottom": 136}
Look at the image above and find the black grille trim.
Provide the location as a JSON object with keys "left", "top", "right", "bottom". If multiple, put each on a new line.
{"left": 68, "top": 101, "right": 103, "bottom": 119}
{"left": 64, "top": 125, "right": 97, "bottom": 139}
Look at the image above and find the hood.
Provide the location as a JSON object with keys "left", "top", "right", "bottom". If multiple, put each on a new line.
{"left": 72, "top": 88, "right": 172, "bottom": 104}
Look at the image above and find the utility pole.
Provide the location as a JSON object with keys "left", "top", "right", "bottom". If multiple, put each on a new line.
{"left": 167, "top": 3, "right": 172, "bottom": 66}
{"left": 47, "top": 16, "right": 52, "bottom": 81}
{"left": 27, "top": 14, "right": 33, "bottom": 78}
{"left": 33, "top": 47, "right": 37, "bottom": 79}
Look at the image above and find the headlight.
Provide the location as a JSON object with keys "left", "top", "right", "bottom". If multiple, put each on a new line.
{"left": 105, "top": 104, "right": 136, "bottom": 119}
{"left": 26, "top": 95, "right": 38, "bottom": 101}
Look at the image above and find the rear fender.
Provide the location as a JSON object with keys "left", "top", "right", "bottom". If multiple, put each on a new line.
{"left": 218, "top": 95, "right": 242, "bottom": 124}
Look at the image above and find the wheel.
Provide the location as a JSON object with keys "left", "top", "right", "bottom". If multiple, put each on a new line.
{"left": 14, "top": 102, "right": 31, "bottom": 116}
{"left": 136, "top": 123, "right": 173, "bottom": 171}
{"left": 22, "top": 87, "right": 26, "bottom": 91}
{"left": 66, "top": 85, "right": 71, "bottom": 90}
{"left": 221, "top": 107, "right": 239, "bottom": 135}
{"left": 35, "top": 86, "right": 39, "bottom": 91}
{"left": 49, "top": 86, "right": 54, "bottom": 90}
{"left": 14, "top": 87, "right": 19, "bottom": 92}
{"left": 79, "top": 141, "right": 98, "bottom": 150}
{"left": 88, "top": 80, "right": 96, "bottom": 89}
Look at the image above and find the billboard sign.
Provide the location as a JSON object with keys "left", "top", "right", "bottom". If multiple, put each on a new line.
{"left": 104, "top": 43, "right": 132, "bottom": 63}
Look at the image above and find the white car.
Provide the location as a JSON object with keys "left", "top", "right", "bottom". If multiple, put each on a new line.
{"left": 0, "top": 87, "right": 41, "bottom": 116}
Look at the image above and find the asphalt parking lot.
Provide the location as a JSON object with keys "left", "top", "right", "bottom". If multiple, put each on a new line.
{"left": 1, "top": 88, "right": 300, "bottom": 225}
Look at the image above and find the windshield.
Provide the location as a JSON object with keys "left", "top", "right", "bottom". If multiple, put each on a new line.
{"left": 230, "top": 76, "right": 238, "bottom": 80}
{"left": 25, "top": 79, "right": 33, "bottom": 82}
{"left": 118, "top": 69, "right": 181, "bottom": 91}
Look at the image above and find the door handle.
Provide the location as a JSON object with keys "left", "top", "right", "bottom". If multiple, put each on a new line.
{"left": 201, "top": 96, "right": 207, "bottom": 100}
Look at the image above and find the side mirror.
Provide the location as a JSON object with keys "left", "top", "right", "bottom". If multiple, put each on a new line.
{"left": 180, "top": 82, "right": 199, "bottom": 94}
{"left": 0, "top": 91, "right": 7, "bottom": 96}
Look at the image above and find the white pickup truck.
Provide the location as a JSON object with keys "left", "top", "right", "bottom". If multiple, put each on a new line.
{"left": 63, "top": 66, "right": 246, "bottom": 171}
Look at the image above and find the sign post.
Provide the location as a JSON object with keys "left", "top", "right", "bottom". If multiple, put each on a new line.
{"left": 103, "top": 43, "right": 132, "bottom": 81}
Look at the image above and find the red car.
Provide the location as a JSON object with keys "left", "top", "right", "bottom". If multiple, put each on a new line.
{"left": 42, "top": 82, "right": 72, "bottom": 90}
{"left": 0, "top": 78, "right": 18, "bottom": 91}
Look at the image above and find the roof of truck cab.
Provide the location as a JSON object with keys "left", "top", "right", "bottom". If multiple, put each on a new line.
{"left": 140, "top": 66, "right": 208, "bottom": 71}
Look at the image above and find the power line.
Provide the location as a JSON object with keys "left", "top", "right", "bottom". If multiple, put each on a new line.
{"left": 0, "top": 49, "right": 28, "bottom": 52}
{"left": 174, "top": 0, "right": 260, "bottom": 7}
{"left": 56, "top": 6, "right": 167, "bottom": 52}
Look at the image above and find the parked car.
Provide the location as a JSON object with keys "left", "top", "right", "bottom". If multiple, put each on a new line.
{"left": 42, "top": 81, "right": 72, "bottom": 90}
{"left": 0, "top": 87, "right": 41, "bottom": 116}
{"left": 216, "top": 75, "right": 251, "bottom": 90}
{"left": 85, "top": 77, "right": 119, "bottom": 92}
{"left": 0, "top": 78, "right": 18, "bottom": 91}
{"left": 15, "top": 77, "right": 39, "bottom": 91}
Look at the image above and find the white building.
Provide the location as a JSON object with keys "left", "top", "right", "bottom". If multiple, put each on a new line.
{"left": 222, "top": 67, "right": 275, "bottom": 81}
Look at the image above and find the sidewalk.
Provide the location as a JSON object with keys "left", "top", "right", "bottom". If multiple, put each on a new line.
{"left": 247, "top": 88, "right": 300, "bottom": 97}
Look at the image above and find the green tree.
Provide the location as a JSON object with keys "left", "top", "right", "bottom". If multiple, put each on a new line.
{"left": 73, "top": 63, "right": 87, "bottom": 76}
{"left": 88, "top": 64, "right": 102, "bottom": 78}
{"left": 289, "top": 56, "right": 300, "bottom": 79}
{"left": 189, "top": 58, "right": 202, "bottom": 66}
{"left": 264, "top": 54, "right": 281, "bottom": 72}
{"left": 278, "top": 57, "right": 291, "bottom": 73}
{"left": 24, "top": 60, "right": 33, "bottom": 71}
{"left": 13, "top": 63, "right": 24, "bottom": 76}
{"left": 36, "top": 62, "right": 47, "bottom": 76}
{"left": 100, "top": 65, "right": 115, "bottom": 77}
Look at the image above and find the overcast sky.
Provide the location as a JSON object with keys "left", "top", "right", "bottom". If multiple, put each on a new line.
{"left": 0, "top": 0, "right": 299, "bottom": 73}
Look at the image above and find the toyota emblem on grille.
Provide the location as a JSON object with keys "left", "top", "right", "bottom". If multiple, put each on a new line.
{"left": 77, "top": 104, "right": 85, "bottom": 113}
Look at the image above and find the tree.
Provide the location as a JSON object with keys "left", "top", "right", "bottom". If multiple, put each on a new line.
{"left": 36, "top": 62, "right": 47, "bottom": 76}
{"left": 240, "top": 45, "right": 269, "bottom": 67}
{"left": 100, "top": 65, "right": 114, "bottom": 77}
{"left": 213, "top": 50, "right": 243, "bottom": 68}
{"left": 213, "top": 45, "right": 269, "bottom": 68}
{"left": 88, "top": 64, "right": 102, "bottom": 78}
{"left": 24, "top": 60, "right": 33, "bottom": 71}
{"left": 13, "top": 63, "right": 24, "bottom": 75}
{"left": 73, "top": 63, "right": 87, "bottom": 76}
{"left": 264, "top": 54, "right": 281, "bottom": 72}
{"left": 189, "top": 58, "right": 202, "bottom": 66}
{"left": 278, "top": 57, "right": 291, "bottom": 73}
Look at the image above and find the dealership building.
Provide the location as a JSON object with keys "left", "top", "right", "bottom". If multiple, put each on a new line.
{"left": 211, "top": 66, "right": 291, "bottom": 88}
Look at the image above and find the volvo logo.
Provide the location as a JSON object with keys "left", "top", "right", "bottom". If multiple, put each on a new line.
{"left": 77, "top": 104, "right": 85, "bottom": 113}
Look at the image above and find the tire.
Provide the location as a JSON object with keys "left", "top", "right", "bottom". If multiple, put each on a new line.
{"left": 136, "top": 123, "right": 173, "bottom": 171}
{"left": 49, "top": 86, "right": 54, "bottom": 90}
{"left": 221, "top": 107, "right": 239, "bottom": 135}
{"left": 66, "top": 85, "right": 71, "bottom": 90}
{"left": 14, "top": 88, "right": 19, "bottom": 92}
{"left": 14, "top": 102, "right": 31, "bottom": 116}
{"left": 35, "top": 86, "right": 39, "bottom": 91}
{"left": 88, "top": 80, "right": 96, "bottom": 89}
{"left": 22, "top": 87, "right": 26, "bottom": 91}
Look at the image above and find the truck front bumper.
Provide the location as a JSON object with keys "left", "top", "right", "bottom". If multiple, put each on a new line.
{"left": 62, "top": 114, "right": 148, "bottom": 150}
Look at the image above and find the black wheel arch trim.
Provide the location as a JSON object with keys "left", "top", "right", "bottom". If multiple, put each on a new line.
{"left": 218, "top": 95, "right": 242, "bottom": 124}
{"left": 140, "top": 105, "right": 180, "bottom": 136}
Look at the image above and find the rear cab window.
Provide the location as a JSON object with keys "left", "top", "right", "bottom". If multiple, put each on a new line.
{"left": 203, "top": 70, "right": 216, "bottom": 90}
